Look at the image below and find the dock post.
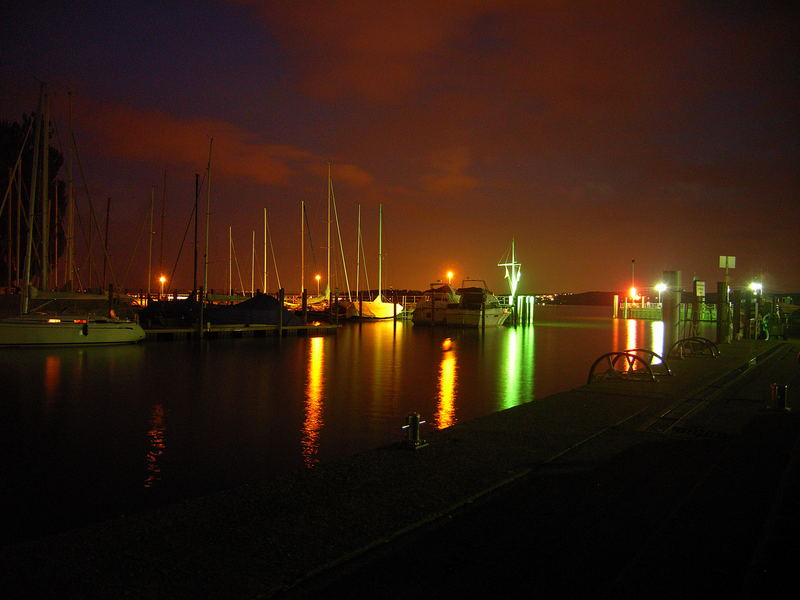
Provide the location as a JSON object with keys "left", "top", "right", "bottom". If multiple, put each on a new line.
{"left": 278, "top": 288, "right": 284, "bottom": 334}
{"left": 302, "top": 289, "right": 308, "bottom": 324}
{"left": 662, "top": 270, "right": 681, "bottom": 355}
{"left": 732, "top": 290, "right": 742, "bottom": 340}
{"left": 401, "top": 412, "right": 428, "bottom": 449}
{"left": 716, "top": 281, "right": 731, "bottom": 344}
{"left": 393, "top": 290, "right": 397, "bottom": 322}
{"left": 613, "top": 294, "right": 619, "bottom": 318}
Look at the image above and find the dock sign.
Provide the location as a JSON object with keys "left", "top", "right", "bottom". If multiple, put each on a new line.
{"left": 694, "top": 280, "right": 705, "bottom": 299}
{"left": 719, "top": 256, "right": 736, "bottom": 269}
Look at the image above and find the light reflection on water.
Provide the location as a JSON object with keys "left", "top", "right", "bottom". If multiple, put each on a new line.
{"left": 435, "top": 339, "right": 456, "bottom": 429}
{"left": 0, "top": 306, "right": 714, "bottom": 544}
{"left": 302, "top": 336, "right": 324, "bottom": 467}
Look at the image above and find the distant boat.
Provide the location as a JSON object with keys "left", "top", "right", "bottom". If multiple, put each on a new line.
{"left": 412, "top": 281, "right": 510, "bottom": 327}
{"left": 0, "top": 314, "right": 145, "bottom": 346}
{"left": 411, "top": 284, "right": 460, "bottom": 325}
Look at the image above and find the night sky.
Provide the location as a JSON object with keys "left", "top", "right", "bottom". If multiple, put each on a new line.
{"left": 2, "top": 1, "right": 797, "bottom": 295}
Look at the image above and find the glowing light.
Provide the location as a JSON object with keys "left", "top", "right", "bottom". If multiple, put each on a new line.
{"left": 302, "top": 336, "right": 325, "bottom": 467}
{"left": 159, "top": 274, "right": 166, "bottom": 298}
{"left": 47, "top": 318, "right": 61, "bottom": 323}
{"left": 655, "top": 282, "right": 667, "bottom": 303}
{"left": 626, "top": 318, "right": 638, "bottom": 355}
{"left": 315, "top": 273, "right": 321, "bottom": 296}
{"left": 650, "top": 320, "right": 664, "bottom": 362}
{"left": 749, "top": 282, "right": 762, "bottom": 294}
{"left": 446, "top": 270, "right": 454, "bottom": 285}
{"left": 441, "top": 337, "right": 454, "bottom": 352}
{"left": 629, "top": 286, "right": 639, "bottom": 300}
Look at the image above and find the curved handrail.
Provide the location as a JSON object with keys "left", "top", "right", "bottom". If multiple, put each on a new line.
{"left": 587, "top": 351, "right": 656, "bottom": 384}
{"left": 668, "top": 336, "right": 719, "bottom": 359}
{"left": 622, "top": 348, "right": 672, "bottom": 376}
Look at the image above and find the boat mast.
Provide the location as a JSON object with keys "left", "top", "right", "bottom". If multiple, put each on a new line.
{"left": 159, "top": 168, "right": 166, "bottom": 284}
{"left": 193, "top": 172, "right": 198, "bottom": 295}
{"left": 201, "top": 137, "right": 213, "bottom": 318}
{"left": 263, "top": 207, "right": 267, "bottom": 292}
{"left": 355, "top": 203, "right": 360, "bottom": 300}
{"left": 326, "top": 164, "right": 331, "bottom": 298}
{"left": 498, "top": 237, "right": 521, "bottom": 304}
{"left": 330, "top": 178, "right": 351, "bottom": 301}
{"left": 41, "top": 91, "right": 50, "bottom": 290}
{"left": 228, "top": 225, "right": 232, "bottom": 296}
{"left": 147, "top": 186, "right": 154, "bottom": 296}
{"left": 22, "top": 89, "right": 44, "bottom": 314}
{"left": 66, "top": 93, "right": 74, "bottom": 290}
{"left": 266, "top": 209, "right": 281, "bottom": 291}
{"left": 378, "top": 203, "right": 382, "bottom": 300}
{"left": 300, "top": 199, "right": 304, "bottom": 295}
{"left": 250, "top": 230, "right": 255, "bottom": 296}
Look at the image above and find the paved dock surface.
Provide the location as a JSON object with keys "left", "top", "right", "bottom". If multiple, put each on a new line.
{"left": 2, "top": 338, "right": 798, "bottom": 599}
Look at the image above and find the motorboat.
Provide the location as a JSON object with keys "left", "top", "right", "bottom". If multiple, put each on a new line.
{"left": 411, "top": 284, "right": 460, "bottom": 325}
{"left": 412, "top": 281, "right": 510, "bottom": 327}
{"left": 0, "top": 314, "right": 146, "bottom": 346}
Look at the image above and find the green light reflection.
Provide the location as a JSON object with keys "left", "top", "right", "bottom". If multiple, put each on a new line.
{"left": 499, "top": 326, "right": 535, "bottom": 410}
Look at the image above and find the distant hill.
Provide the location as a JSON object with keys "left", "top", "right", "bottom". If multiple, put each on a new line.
{"left": 542, "top": 291, "right": 616, "bottom": 306}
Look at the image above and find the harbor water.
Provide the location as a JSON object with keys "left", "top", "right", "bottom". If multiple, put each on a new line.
{"left": 0, "top": 306, "right": 713, "bottom": 545}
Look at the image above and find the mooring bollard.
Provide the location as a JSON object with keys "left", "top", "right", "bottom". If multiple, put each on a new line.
{"left": 401, "top": 412, "right": 428, "bottom": 449}
{"left": 768, "top": 383, "right": 790, "bottom": 411}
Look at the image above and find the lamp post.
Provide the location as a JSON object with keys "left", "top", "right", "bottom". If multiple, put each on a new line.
{"left": 315, "top": 273, "right": 321, "bottom": 296}
{"left": 749, "top": 281, "right": 762, "bottom": 339}
{"left": 655, "top": 282, "right": 667, "bottom": 304}
{"left": 159, "top": 275, "right": 166, "bottom": 300}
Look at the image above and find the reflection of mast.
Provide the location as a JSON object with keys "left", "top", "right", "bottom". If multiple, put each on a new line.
{"left": 144, "top": 404, "right": 166, "bottom": 489}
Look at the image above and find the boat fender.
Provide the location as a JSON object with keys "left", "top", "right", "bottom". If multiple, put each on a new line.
{"left": 82, "top": 323, "right": 89, "bottom": 336}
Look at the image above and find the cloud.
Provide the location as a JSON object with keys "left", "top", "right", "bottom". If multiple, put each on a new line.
{"left": 71, "top": 96, "right": 384, "bottom": 190}
{"left": 234, "top": 0, "right": 499, "bottom": 102}
{"left": 75, "top": 98, "right": 308, "bottom": 184}
{"left": 420, "top": 146, "right": 479, "bottom": 195}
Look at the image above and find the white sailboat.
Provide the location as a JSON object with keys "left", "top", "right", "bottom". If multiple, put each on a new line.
{"left": 0, "top": 88, "right": 145, "bottom": 345}
{"left": 355, "top": 204, "right": 402, "bottom": 319}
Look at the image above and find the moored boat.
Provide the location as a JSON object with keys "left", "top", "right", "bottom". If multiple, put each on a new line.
{"left": 411, "top": 284, "right": 460, "bottom": 325}
{"left": 0, "top": 315, "right": 145, "bottom": 346}
{"left": 412, "top": 280, "right": 510, "bottom": 327}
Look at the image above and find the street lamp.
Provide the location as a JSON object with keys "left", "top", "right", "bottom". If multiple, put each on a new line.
{"left": 749, "top": 281, "right": 762, "bottom": 294}
{"left": 655, "top": 282, "right": 667, "bottom": 304}
{"left": 159, "top": 275, "right": 166, "bottom": 299}
{"left": 446, "top": 270, "right": 453, "bottom": 286}
{"left": 315, "top": 274, "right": 321, "bottom": 296}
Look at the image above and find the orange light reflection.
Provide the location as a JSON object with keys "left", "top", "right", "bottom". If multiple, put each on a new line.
{"left": 302, "top": 336, "right": 325, "bottom": 467}
{"left": 44, "top": 355, "right": 61, "bottom": 400}
{"left": 435, "top": 339, "right": 457, "bottom": 429}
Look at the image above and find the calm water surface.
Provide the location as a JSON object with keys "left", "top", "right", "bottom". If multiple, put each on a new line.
{"left": 1, "top": 306, "right": 709, "bottom": 544}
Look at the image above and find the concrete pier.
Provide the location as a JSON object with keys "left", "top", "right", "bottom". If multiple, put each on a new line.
{"left": 2, "top": 339, "right": 798, "bottom": 598}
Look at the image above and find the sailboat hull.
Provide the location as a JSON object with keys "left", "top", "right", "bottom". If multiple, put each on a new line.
{"left": 0, "top": 318, "right": 146, "bottom": 346}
